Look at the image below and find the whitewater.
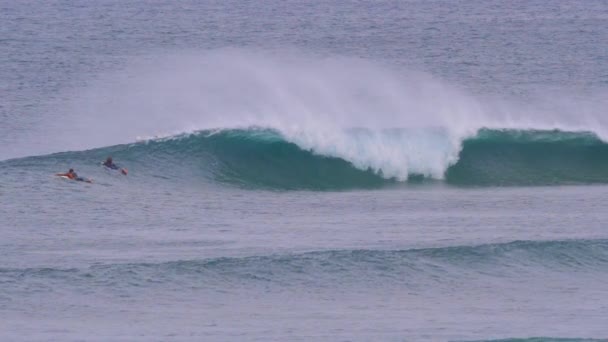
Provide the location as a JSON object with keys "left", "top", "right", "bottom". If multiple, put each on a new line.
{"left": 2, "top": 0, "right": 608, "bottom": 341}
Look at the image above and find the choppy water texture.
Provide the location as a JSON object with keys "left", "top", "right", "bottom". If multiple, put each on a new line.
{"left": 2, "top": 0, "right": 608, "bottom": 341}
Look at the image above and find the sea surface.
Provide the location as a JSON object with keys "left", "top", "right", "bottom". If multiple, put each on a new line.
{"left": 2, "top": 1, "right": 608, "bottom": 341}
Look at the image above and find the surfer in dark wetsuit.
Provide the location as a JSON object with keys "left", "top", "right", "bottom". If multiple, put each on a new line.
{"left": 102, "top": 156, "right": 128, "bottom": 175}
{"left": 103, "top": 157, "right": 119, "bottom": 170}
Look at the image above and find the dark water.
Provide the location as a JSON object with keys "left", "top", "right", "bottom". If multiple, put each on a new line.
{"left": 2, "top": 0, "right": 608, "bottom": 341}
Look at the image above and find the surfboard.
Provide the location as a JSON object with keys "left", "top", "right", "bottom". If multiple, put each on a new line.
{"left": 56, "top": 175, "right": 93, "bottom": 183}
{"left": 102, "top": 164, "right": 128, "bottom": 175}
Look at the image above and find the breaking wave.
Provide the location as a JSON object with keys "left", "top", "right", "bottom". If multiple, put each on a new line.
{"left": 5, "top": 127, "right": 608, "bottom": 189}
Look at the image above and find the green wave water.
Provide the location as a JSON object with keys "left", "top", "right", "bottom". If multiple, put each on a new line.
{"left": 447, "top": 129, "right": 608, "bottom": 186}
{"left": 5, "top": 128, "right": 608, "bottom": 190}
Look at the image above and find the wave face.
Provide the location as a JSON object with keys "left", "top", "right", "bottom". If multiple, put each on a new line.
{"left": 446, "top": 129, "right": 608, "bottom": 186}
{"left": 142, "top": 127, "right": 608, "bottom": 189}
{"left": 6, "top": 127, "right": 608, "bottom": 190}
{"left": 133, "top": 128, "right": 393, "bottom": 190}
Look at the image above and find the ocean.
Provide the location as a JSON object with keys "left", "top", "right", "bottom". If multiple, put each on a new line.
{"left": 2, "top": 0, "right": 608, "bottom": 341}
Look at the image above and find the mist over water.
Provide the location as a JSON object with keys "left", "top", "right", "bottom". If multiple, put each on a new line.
{"left": 7, "top": 49, "right": 608, "bottom": 182}
{"left": 30, "top": 50, "right": 480, "bottom": 152}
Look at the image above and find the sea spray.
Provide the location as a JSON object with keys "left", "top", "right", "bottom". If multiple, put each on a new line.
{"left": 2, "top": 49, "right": 486, "bottom": 160}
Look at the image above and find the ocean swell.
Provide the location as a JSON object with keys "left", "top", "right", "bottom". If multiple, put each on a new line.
{"left": 2, "top": 239, "right": 607, "bottom": 289}
{"left": 4, "top": 127, "right": 608, "bottom": 189}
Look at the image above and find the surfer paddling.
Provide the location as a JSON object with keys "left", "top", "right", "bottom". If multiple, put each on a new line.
{"left": 102, "top": 157, "right": 128, "bottom": 175}
{"left": 56, "top": 168, "right": 93, "bottom": 183}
